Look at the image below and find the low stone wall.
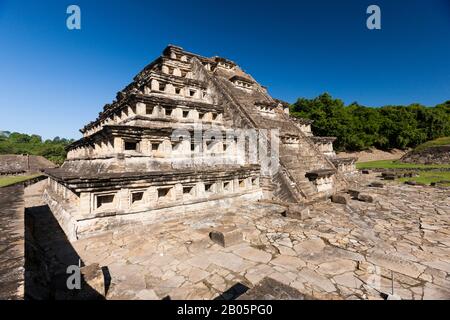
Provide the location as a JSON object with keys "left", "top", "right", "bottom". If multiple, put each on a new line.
{"left": 44, "top": 187, "right": 263, "bottom": 241}
{"left": 2, "top": 174, "right": 47, "bottom": 188}
{"left": 400, "top": 146, "right": 450, "bottom": 165}
{"left": 0, "top": 185, "right": 25, "bottom": 299}
{"left": 43, "top": 189, "right": 79, "bottom": 241}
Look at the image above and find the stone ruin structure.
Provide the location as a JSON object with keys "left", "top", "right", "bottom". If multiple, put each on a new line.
{"left": 400, "top": 145, "right": 450, "bottom": 165}
{"left": 44, "top": 45, "right": 357, "bottom": 241}
{"left": 0, "top": 154, "right": 56, "bottom": 176}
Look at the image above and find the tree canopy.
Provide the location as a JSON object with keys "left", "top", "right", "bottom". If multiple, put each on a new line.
{"left": 290, "top": 93, "right": 450, "bottom": 151}
{"left": 0, "top": 132, "right": 74, "bottom": 165}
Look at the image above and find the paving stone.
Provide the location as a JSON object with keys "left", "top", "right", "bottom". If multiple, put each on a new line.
{"left": 317, "top": 259, "right": 357, "bottom": 275}
{"left": 136, "top": 289, "right": 159, "bottom": 300}
{"left": 270, "top": 255, "right": 306, "bottom": 271}
{"left": 367, "top": 252, "right": 426, "bottom": 278}
{"left": 423, "top": 283, "right": 450, "bottom": 300}
{"left": 244, "top": 264, "right": 274, "bottom": 285}
{"left": 333, "top": 272, "right": 363, "bottom": 289}
{"left": 30, "top": 176, "right": 450, "bottom": 300}
{"left": 159, "top": 275, "right": 185, "bottom": 289}
{"left": 185, "top": 254, "right": 211, "bottom": 270}
{"left": 276, "top": 245, "right": 296, "bottom": 256}
{"left": 187, "top": 268, "right": 210, "bottom": 283}
{"left": 234, "top": 246, "right": 272, "bottom": 263}
{"left": 422, "top": 260, "right": 450, "bottom": 273}
{"left": 293, "top": 239, "right": 325, "bottom": 255}
{"left": 268, "top": 271, "right": 292, "bottom": 286}
{"left": 208, "top": 252, "right": 244, "bottom": 273}
{"left": 296, "top": 269, "right": 336, "bottom": 293}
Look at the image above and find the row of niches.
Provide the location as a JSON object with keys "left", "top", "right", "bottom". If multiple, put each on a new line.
{"left": 67, "top": 136, "right": 248, "bottom": 160}
{"left": 168, "top": 52, "right": 190, "bottom": 63}
{"left": 91, "top": 177, "right": 260, "bottom": 213}
{"left": 257, "top": 105, "right": 276, "bottom": 116}
{"left": 144, "top": 79, "right": 209, "bottom": 101}
{"left": 282, "top": 136, "right": 300, "bottom": 144}
{"left": 217, "top": 61, "right": 234, "bottom": 70}
{"left": 161, "top": 65, "right": 193, "bottom": 79}
{"left": 164, "top": 53, "right": 213, "bottom": 72}
{"left": 234, "top": 80, "right": 253, "bottom": 90}
{"left": 83, "top": 103, "right": 224, "bottom": 137}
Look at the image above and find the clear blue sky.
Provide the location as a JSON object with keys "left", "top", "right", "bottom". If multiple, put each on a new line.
{"left": 0, "top": 0, "right": 449, "bottom": 139}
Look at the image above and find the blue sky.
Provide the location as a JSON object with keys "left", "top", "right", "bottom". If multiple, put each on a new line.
{"left": 0, "top": 0, "right": 449, "bottom": 139}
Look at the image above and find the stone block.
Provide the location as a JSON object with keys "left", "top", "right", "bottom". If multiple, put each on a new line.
{"left": 357, "top": 193, "right": 374, "bottom": 203}
{"left": 405, "top": 180, "right": 426, "bottom": 186}
{"left": 331, "top": 193, "right": 350, "bottom": 205}
{"left": 381, "top": 172, "right": 396, "bottom": 180}
{"left": 209, "top": 226, "right": 243, "bottom": 247}
{"left": 369, "top": 181, "right": 384, "bottom": 188}
{"left": 402, "top": 171, "right": 419, "bottom": 178}
{"left": 285, "top": 204, "right": 310, "bottom": 219}
{"left": 347, "top": 189, "right": 360, "bottom": 199}
{"left": 80, "top": 263, "right": 105, "bottom": 298}
{"left": 431, "top": 180, "right": 450, "bottom": 187}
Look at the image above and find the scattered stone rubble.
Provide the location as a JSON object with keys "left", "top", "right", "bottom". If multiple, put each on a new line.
{"left": 24, "top": 173, "right": 449, "bottom": 300}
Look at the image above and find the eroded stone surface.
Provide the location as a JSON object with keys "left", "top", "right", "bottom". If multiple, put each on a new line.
{"left": 24, "top": 174, "right": 450, "bottom": 300}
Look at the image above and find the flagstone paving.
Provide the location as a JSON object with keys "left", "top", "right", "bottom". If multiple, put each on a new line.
{"left": 26, "top": 175, "right": 450, "bottom": 300}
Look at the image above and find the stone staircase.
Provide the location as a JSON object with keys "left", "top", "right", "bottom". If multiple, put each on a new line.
{"left": 279, "top": 139, "right": 334, "bottom": 200}
{"left": 192, "top": 58, "right": 341, "bottom": 203}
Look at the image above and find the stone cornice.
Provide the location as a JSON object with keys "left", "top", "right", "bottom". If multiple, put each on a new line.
{"left": 80, "top": 93, "right": 221, "bottom": 133}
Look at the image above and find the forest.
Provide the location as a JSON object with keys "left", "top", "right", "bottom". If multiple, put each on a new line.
{"left": 0, "top": 131, "right": 73, "bottom": 165}
{"left": 290, "top": 93, "right": 450, "bottom": 151}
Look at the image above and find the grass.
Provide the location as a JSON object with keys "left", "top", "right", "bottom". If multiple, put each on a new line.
{"left": 0, "top": 174, "right": 43, "bottom": 187}
{"left": 398, "top": 171, "right": 450, "bottom": 187}
{"left": 356, "top": 160, "right": 450, "bottom": 170}
{"left": 356, "top": 159, "right": 450, "bottom": 187}
{"left": 413, "top": 136, "right": 450, "bottom": 152}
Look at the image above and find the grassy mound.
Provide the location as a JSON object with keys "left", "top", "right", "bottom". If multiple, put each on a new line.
{"left": 0, "top": 174, "right": 42, "bottom": 187}
{"left": 412, "top": 137, "right": 450, "bottom": 152}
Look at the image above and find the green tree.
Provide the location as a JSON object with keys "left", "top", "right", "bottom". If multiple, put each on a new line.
{"left": 0, "top": 132, "right": 74, "bottom": 165}
{"left": 290, "top": 94, "right": 450, "bottom": 151}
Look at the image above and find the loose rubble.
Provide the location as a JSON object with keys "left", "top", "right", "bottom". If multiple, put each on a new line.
{"left": 24, "top": 175, "right": 450, "bottom": 300}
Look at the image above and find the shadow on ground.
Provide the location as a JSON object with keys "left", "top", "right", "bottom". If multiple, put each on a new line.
{"left": 24, "top": 204, "right": 107, "bottom": 300}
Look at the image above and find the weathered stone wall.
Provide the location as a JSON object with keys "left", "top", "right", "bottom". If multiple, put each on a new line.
{"left": 400, "top": 146, "right": 450, "bottom": 165}
{"left": 45, "top": 185, "right": 262, "bottom": 240}
{"left": 0, "top": 185, "right": 25, "bottom": 299}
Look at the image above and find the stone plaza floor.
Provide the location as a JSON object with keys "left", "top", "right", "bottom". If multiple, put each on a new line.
{"left": 25, "top": 175, "right": 450, "bottom": 300}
